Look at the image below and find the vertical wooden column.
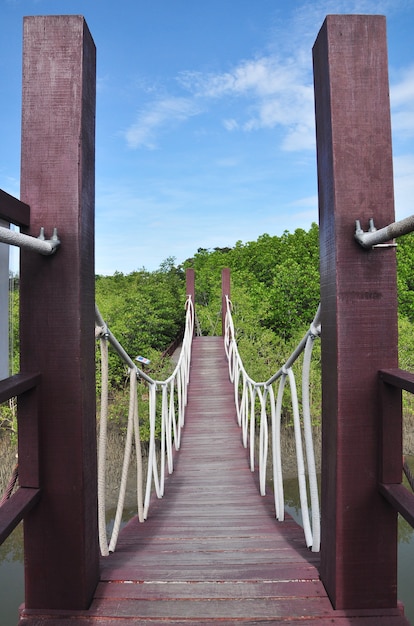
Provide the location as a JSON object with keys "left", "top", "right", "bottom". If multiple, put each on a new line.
{"left": 19, "top": 16, "right": 99, "bottom": 610}
{"left": 186, "top": 268, "right": 195, "bottom": 335}
{"left": 313, "top": 16, "right": 398, "bottom": 609}
{"left": 221, "top": 268, "right": 230, "bottom": 336}
{"left": 186, "top": 268, "right": 195, "bottom": 302}
{"left": 0, "top": 221, "right": 9, "bottom": 380}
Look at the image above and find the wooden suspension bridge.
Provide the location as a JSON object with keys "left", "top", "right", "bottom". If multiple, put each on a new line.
{"left": 14, "top": 337, "right": 409, "bottom": 624}
{"left": 0, "top": 13, "right": 413, "bottom": 625}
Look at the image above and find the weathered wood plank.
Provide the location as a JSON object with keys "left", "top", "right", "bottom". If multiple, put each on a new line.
{"left": 313, "top": 15, "right": 399, "bottom": 610}
{"left": 19, "top": 337, "right": 410, "bottom": 624}
{"left": 0, "top": 372, "right": 40, "bottom": 403}
{"left": 0, "top": 188, "right": 30, "bottom": 226}
{"left": 93, "top": 579, "right": 327, "bottom": 599}
{"left": 379, "top": 483, "right": 414, "bottom": 528}
{"left": 0, "top": 487, "right": 40, "bottom": 544}
{"left": 19, "top": 15, "right": 99, "bottom": 612}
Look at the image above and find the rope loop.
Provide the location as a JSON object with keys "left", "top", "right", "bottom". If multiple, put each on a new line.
{"left": 223, "top": 301, "right": 322, "bottom": 552}
{"left": 95, "top": 295, "right": 194, "bottom": 554}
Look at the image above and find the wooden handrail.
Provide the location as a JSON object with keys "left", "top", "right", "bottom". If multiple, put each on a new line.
{"left": 379, "top": 483, "right": 414, "bottom": 528}
{"left": 0, "top": 371, "right": 41, "bottom": 546}
{"left": 0, "top": 372, "right": 40, "bottom": 403}
{"left": 379, "top": 367, "right": 414, "bottom": 528}
{"left": 379, "top": 368, "right": 414, "bottom": 393}
{"left": 0, "top": 487, "right": 41, "bottom": 545}
{"left": 0, "top": 188, "right": 30, "bottom": 227}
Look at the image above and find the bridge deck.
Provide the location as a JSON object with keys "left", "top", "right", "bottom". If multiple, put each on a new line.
{"left": 20, "top": 337, "right": 409, "bottom": 624}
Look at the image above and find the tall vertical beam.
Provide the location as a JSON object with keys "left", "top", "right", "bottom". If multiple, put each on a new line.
{"left": 186, "top": 268, "right": 195, "bottom": 302}
{"left": 313, "top": 16, "right": 398, "bottom": 609}
{"left": 19, "top": 16, "right": 99, "bottom": 611}
{"left": 221, "top": 268, "right": 231, "bottom": 336}
{"left": 0, "top": 221, "right": 9, "bottom": 380}
{"left": 186, "top": 268, "right": 196, "bottom": 335}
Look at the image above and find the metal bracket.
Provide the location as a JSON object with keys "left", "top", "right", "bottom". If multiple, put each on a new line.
{"left": 0, "top": 225, "right": 61, "bottom": 255}
{"left": 37, "top": 227, "right": 61, "bottom": 254}
{"left": 355, "top": 219, "right": 397, "bottom": 249}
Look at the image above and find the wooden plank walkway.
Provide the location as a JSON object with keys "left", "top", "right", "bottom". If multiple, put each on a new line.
{"left": 19, "top": 337, "right": 410, "bottom": 624}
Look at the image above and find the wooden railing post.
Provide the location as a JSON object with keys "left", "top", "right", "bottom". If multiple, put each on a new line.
{"left": 186, "top": 268, "right": 195, "bottom": 336}
{"left": 221, "top": 268, "right": 230, "bottom": 336}
{"left": 313, "top": 16, "right": 398, "bottom": 609}
{"left": 186, "top": 268, "right": 195, "bottom": 302}
{"left": 19, "top": 16, "right": 99, "bottom": 611}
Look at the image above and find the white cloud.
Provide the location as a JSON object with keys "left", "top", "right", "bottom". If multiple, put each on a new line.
{"left": 124, "top": 97, "right": 202, "bottom": 149}
{"left": 179, "top": 55, "right": 315, "bottom": 151}
{"left": 223, "top": 119, "right": 239, "bottom": 131}
{"left": 122, "top": 0, "right": 409, "bottom": 154}
{"left": 393, "top": 154, "right": 414, "bottom": 220}
{"left": 391, "top": 65, "right": 414, "bottom": 138}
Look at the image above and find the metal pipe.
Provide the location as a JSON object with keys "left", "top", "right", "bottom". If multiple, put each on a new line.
{"left": 0, "top": 226, "right": 60, "bottom": 255}
{"left": 265, "top": 304, "right": 321, "bottom": 388}
{"left": 355, "top": 215, "right": 414, "bottom": 248}
{"left": 95, "top": 305, "right": 154, "bottom": 384}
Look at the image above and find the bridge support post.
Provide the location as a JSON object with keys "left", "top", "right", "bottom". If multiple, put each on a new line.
{"left": 186, "top": 268, "right": 195, "bottom": 302}
{"left": 186, "top": 269, "right": 195, "bottom": 335}
{"left": 221, "top": 268, "right": 230, "bottom": 336}
{"left": 19, "top": 16, "right": 99, "bottom": 611}
{"left": 313, "top": 15, "right": 398, "bottom": 610}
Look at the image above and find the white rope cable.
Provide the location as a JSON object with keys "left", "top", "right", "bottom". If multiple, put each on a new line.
{"left": 223, "top": 295, "right": 321, "bottom": 551}
{"left": 97, "top": 332, "right": 110, "bottom": 557}
{"left": 286, "top": 367, "right": 313, "bottom": 549}
{"left": 302, "top": 334, "right": 321, "bottom": 552}
{"left": 257, "top": 386, "right": 269, "bottom": 496}
{"left": 133, "top": 375, "right": 144, "bottom": 523}
{"left": 108, "top": 367, "right": 140, "bottom": 552}
{"left": 269, "top": 381, "right": 284, "bottom": 521}
{"left": 95, "top": 295, "right": 194, "bottom": 553}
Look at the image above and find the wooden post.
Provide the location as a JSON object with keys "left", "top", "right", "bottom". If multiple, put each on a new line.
{"left": 313, "top": 16, "right": 398, "bottom": 609}
{"left": 0, "top": 220, "right": 9, "bottom": 380}
{"left": 19, "top": 16, "right": 99, "bottom": 611}
{"left": 186, "top": 268, "right": 195, "bottom": 303}
{"left": 221, "top": 268, "right": 230, "bottom": 336}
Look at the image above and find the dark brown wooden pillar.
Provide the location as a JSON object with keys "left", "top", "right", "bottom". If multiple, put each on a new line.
{"left": 313, "top": 16, "right": 398, "bottom": 609}
{"left": 186, "top": 268, "right": 195, "bottom": 335}
{"left": 186, "top": 268, "right": 195, "bottom": 303}
{"left": 221, "top": 268, "right": 230, "bottom": 336}
{"left": 19, "top": 16, "right": 99, "bottom": 610}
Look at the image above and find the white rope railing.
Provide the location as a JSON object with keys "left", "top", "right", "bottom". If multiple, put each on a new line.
{"left": 224, "top": 296, "right": 321, "bottom": 551}
{"left": 95, "top": 295, "right": 194, "bottom": 555}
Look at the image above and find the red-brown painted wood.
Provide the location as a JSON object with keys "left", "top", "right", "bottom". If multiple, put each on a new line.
{"left": 379, "top": 371, "right": 403, "bottom": 485}
{"left": 19, "top": 338, "right": 410, "bottom": 624}
{"left": 0, "top": 188, "right": 30, "bottom": 226}
{"left": 0, "top": 487, "right": 40, "bottom": 544}
{"left": 313, "top": 16, "right": 399, "bottom": 610}
{"left": 19, "top": 15, "right": 99, "bottom": 611}
{"left": 0, "top": 372, "right": 39, "bottom": 403}
{"left": 221, "top": 267, "right": 230, "bottom": 335}
{"left": 186, "top": 268, "right": 195, "bottom": 303}
{"left": 379, "top": 483, "right": 414, "bottom": 528}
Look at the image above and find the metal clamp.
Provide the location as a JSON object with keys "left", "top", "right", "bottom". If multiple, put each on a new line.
{"left": 0, "top": 225, "right": 61, "bottom": 255}
{"left": 355, "top": 218, "right": 398, "bottom": 249}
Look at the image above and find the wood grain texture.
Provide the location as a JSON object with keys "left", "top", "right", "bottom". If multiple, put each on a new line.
{"left": 19, "top": 15, "right": 99, "bottom": 611}
{"left": 313, "top": 15, "right": 399, "bottom": 610}
{"left": 19, "top": 338, "right": 410, "bottom": 624}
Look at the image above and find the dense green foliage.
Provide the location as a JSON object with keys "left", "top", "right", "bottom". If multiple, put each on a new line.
{"left": 2, "top": 224, "right": 414, "bottom": 439}
{"left": 185, "top": 224, "right": 320, "bottom": 345}
{"left": 95, "top": 256, "right": 186, "bottom": 387}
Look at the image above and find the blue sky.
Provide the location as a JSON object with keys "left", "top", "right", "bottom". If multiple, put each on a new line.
{"left": 1, "top": 0, "right": 414, "bottom": 275}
